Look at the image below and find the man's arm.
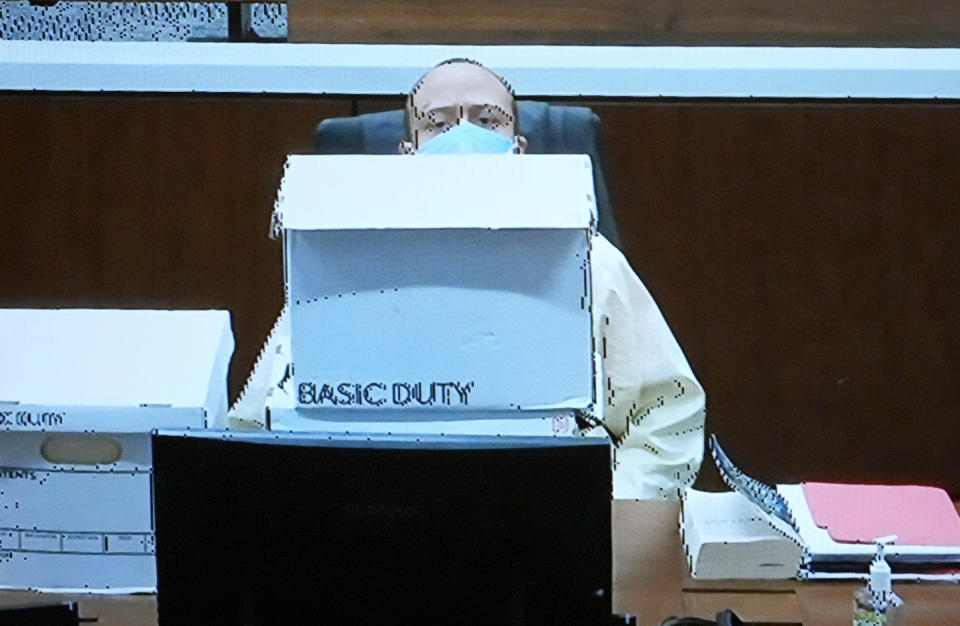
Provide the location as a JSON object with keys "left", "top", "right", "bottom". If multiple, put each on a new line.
{"left": 589, "top": 236, "right": 706, "bottom": 499}
{"left": 228, "top": 306, "right": 289, "bottom": 429}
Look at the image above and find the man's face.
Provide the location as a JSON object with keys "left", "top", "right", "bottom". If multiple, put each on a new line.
{"left": 402, "top": 62, "right": 528, "bottom": 153}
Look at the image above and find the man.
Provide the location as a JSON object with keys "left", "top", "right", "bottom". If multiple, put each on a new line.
{"left": 232, "top": 59, "right": 705, "bottom": 500}
{"left": 400, "top": 57, "right": 527, "bottom": 155}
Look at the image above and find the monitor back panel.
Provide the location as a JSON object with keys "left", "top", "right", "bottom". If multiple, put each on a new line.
{"left": 152, "top": 434, "right": 612, "bottom": 626}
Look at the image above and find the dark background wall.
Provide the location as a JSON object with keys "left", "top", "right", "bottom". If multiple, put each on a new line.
{"left": 288, "top": 0, "right": 960, "bottom": 47}
{"left": 0, "top": 94, "right": 348, "bottom": 411}
{"left": 2, "top": 93, "right": 957, "bottom": 493}
{"left": 598, "top": 102, "right": 960, "bottom": 491}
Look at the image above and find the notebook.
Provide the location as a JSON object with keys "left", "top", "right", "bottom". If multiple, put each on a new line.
{"left": 802, "top": 482, "right": 960, "bottom": 546}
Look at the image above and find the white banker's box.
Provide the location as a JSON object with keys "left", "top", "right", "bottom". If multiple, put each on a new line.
{"left": 269, "top": 154, "right": 597, "bottom": 434}
{"left": 0, "top": 309, "right": 233, "bottom": 592}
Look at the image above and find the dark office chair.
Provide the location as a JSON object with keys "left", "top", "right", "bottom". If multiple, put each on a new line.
{"left": 312, "top": 100, "right": 623, "bottom": 248}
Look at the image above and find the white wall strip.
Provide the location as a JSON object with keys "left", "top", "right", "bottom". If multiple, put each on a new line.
{"left": 2, "top": 40, "right": 959, "bottom": 98}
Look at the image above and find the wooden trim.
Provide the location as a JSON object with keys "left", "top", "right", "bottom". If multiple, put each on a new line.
{"left": 289, "top": 0, "right": 960, "bottom": 47}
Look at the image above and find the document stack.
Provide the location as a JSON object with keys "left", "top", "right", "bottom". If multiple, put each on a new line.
{"left": 681, "top": 436, "right": 960, "bottom": 581}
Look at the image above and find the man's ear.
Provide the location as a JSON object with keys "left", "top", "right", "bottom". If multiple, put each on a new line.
{"left": 515, "top": 135, "right": 529, "bottom": 154}
{"left": 398, "top": 140, "right": 415, "bottom": 155}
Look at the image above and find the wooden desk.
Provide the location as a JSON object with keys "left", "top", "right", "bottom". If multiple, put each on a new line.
{"left": 613, "top": 500, "right": 960, "bottom": 625}
{"left": 1, "top": 500, "right": 958, "bottom": 625}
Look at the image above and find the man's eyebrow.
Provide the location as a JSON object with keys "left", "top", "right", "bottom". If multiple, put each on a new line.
{"left": 466, "top": 103, "right": 510, "bottom": 114}
{"left": 420, "top": 105, "right": 459, "bottom": 117}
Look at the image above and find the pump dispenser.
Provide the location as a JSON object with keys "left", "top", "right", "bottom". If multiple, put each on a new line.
{"left": 853, "top": 535, "right": 903, "bottom": 625}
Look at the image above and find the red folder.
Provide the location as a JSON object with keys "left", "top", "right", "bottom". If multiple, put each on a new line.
{"left": 802, "top": 482, "right": 960, "bottom": 546}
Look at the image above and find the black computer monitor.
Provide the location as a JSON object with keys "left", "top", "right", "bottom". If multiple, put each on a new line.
{"left": 152, "top": 431, "right": 612, "bottom": 626}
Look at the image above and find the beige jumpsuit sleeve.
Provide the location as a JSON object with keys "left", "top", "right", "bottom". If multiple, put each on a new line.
{"left": 587, "top": 235, "right": 706, "bottom": 500}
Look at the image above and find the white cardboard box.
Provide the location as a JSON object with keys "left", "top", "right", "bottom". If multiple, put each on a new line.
{"left": 0, "top": 309, "right": 234, "bottom": 592}
{"left": 272, "top": 154, "right": 597, "bottom": 431}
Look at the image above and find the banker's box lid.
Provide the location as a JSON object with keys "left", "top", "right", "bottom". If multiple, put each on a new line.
{"left": 273, "top": 154, "right": 597, "bottom": 231}
{"left": 0, "top": 309, "right": 234, "bottom": 431}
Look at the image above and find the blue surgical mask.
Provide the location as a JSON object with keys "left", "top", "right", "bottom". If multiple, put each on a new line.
{"left": 417, "top": 121, "right": 517, "bottom": 154}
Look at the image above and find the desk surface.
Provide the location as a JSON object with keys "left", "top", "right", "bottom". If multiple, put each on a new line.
{"left": 1, "top": 500, "right": 958, "bottom": 625}
{"left": 614, "top": 501, "right": 960, "bottom": 625}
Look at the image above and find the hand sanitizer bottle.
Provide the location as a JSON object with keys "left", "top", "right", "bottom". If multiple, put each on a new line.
{"left": 853, "top": 535, "right": 903, "bottom": 625}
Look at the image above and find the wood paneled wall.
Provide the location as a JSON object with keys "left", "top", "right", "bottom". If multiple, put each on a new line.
{"left": 289, "top": 0, "right": 960, "bottom": 46}
{"left": 598, "top": 102, "right": 960, "bottom": 492}
{"left": 0, "top": 94, "right": 350, "bottom": 402}
{"left": 2, "top": 93, "right": 958, "bottom": 493}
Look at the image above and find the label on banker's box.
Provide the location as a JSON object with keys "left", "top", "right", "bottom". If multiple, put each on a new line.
{"left": 0, "top": 458, "right": 156, "bottom": 591}
{"left": 0, "top": 408, "right": 65, "bottom": 429}
{"left": 0, "top": 404, "right": 206, "bottom": 432}
{"left": 297, "top": 380, "right": 476, "bottom": 408}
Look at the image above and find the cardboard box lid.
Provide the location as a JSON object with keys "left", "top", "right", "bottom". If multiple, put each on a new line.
{"left": 0, "top": 309, "right": 233, "bottom": 410}
{"left": 274, "top": 154, "right": 597, "bottom": 231}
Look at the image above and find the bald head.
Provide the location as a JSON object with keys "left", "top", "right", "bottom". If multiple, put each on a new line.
{"left": 401, "top": 60, "right": 526, "bottom": 153}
